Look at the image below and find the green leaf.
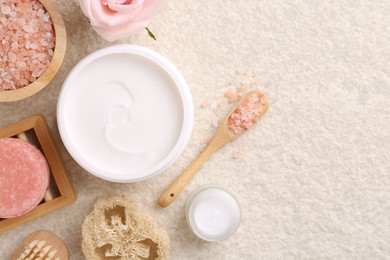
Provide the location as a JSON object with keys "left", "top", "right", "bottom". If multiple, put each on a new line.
{"left": 145, "top": 27, "right": 157, "bottom": 41}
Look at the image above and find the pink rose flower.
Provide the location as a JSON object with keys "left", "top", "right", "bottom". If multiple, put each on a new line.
{"left": 78, "top": 0, "right": 163, "bottom": 42}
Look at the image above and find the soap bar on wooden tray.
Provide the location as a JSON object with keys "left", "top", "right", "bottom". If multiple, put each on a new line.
{"left": 0, "top": 115, "right": 76, "bottom": 233}
{"left": 0, "top": 138, "right": 50, "bottom": 218}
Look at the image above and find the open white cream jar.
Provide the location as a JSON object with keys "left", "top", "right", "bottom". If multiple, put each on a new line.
{"left": 57, "top": 45, "right": 193, "bottom": 182}
{"left": 185, "top": 185, "right": 241, "bottom": 242}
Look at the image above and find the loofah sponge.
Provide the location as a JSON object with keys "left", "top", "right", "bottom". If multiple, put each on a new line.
{"left": 82, "top": 196, "right": 169, "bottom": 260}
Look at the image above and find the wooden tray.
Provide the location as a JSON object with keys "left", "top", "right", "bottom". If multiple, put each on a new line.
{"left": 0, "top": 115, "right": 76, "bottom": 233}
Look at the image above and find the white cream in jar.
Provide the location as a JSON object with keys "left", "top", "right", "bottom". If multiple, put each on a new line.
{"left": 185, "top": 185, "right": 241, "bottom": 242}
{"left": 57, "top": 45, "right": 193, "bottom": 182}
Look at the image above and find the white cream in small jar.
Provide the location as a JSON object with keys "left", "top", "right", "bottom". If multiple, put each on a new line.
{"left": 185, "top": 185, "right": 241, "bottom": 242}
{"left": 57, "top": 45, "right": 193, "bottom": 182}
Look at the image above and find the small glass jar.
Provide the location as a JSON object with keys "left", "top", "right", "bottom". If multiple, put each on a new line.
{"left": 185, "top": 185, "right": 241, "bottom": 242}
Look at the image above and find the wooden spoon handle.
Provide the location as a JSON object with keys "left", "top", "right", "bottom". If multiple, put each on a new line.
{"left": 158, "top": 136, "right": 225, "bottom": 207}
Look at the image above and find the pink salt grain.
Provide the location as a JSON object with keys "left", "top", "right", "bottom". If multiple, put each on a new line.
{"left": 224, "top": 89, "right": 238, "bottom": 103}
{"left": 200, "top": 100, "right": 210, "bottom": 108}
{"left": 0, "top": 0, "right": 55, "bottom": 91}
{"left": 219, "top": 99, "right": 228, "bottom": 110}
{"left": 227, "top": 92, "right": 268, "bottom": 135}
{"left": 232, "top": 148, "right": 244, "bottom": 159}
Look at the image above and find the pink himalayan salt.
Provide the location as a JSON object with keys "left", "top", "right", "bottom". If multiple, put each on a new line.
{"left": 200, "top": 100, "right": 210, "bottom": 108}
{"left": 224, "top": 89, "right": 238, "bottom": 103}
{"left": 223, "top": 84, "right": 248, "bottom": 104}
{"left": 227, "top": 92, "right": 268, "bottom": 135}
{"left": 218, "top": 99, "right": 228, "bottom": 110}
{"left": 232, "top": 148, "right": 244, "bottom": 159}
{"left": 0, "top": 0, "right": 55, "bottom": 91}
{"left": 224, "top": 70, "right": 259, "bottom": 103}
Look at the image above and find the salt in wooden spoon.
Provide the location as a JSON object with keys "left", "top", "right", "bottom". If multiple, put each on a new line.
{"left": 10, "top": 230, "right": 69, "bottom": 260}
{"left": 158, "top": 90, "right": 269, "bottom": 207}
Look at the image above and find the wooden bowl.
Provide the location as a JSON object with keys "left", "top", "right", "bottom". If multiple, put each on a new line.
{"left": 0, "top": 0, "right": 66, "bottom": 102}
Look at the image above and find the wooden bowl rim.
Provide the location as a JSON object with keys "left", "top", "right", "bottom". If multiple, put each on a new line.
{"left": 0, "top": 0, "right": 66, "bottom": 102}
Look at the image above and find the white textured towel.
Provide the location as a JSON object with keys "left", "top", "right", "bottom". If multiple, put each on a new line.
{"left": 1, "top": 0, "right": 389, "bottom": 259}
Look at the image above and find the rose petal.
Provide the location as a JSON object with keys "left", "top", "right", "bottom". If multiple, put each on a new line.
{"left": 78, "top": 0, "right": 94, "bottom": 19}
{"left": 92, "top": 21, "right": 148, "bottom": 42}
{"left": 106, "top": 0, "right": 144, "bottom": 12}
{"left": 78, "top": 0, "right": 163, "bottom": 40}
{"left": 132, "top": 0, "right": 164, "bottom": 22}
{"left": 89, "top": 1, "right": 141, "bottom": 27}
{"left": 102, "top": 0, "right": 129, "bottom": 4}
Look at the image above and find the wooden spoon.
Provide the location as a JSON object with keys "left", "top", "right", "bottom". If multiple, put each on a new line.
{"left": 10, "top": 230, "right": 69, "bottom": 260}
{"left": 158, "top": 90, "right": 269, "bottom": 207}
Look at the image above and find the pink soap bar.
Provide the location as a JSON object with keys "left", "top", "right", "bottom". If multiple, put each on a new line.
{"left": 0, "top": 138, "right": 50, "bottom": 218}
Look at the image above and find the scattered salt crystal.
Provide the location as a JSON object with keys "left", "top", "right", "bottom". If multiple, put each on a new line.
{"left": 31, "top": 53, "right": 41, "bottom": 60}
{"left": 232, "top": 148, "right": 244, "bottom": 159}
{"left": 200, "top": 100, "right": 209, "bottom": 108}
{"left": 219, "top": 100, "right": 228, "bottom": 110}
{"left": 8, "top": 52, "right": 16, "bottom": 62}
{"left": 43, "top": 23, "right": 51, "bottom": 31}
{"left": 224, "top": 89, "right": 238, "bottom": 103}
{"left": 18, "top": 18, "right": 26, "bottom": 25}
{"left": 210, "top": 101, "right": 218, "bottom": 109}
{"left": 32, "top": 71, "right": 41, "bottom": 77}
{"left": 222, "top": 70, "right": 261, "bottom": 107}
{"left": 23, "top": 25, "right": 34, "bottom": 33}
{"left": 1, "top": 4, "right": 11, "bottom": 14}
{"left": 40, "top": 39, "right": 48, "bottom": 46}
{"left": 237, "top": 84, "right": 246, "bottom": 93}
{"left": 19, "top": 79, "right": 28, "bottom": 86}
{"left": 43, "top": 13, "right": 50, "bottom": 22}
{"left": 211, "top": 118, "right": 219, "bottom": 128}
{"left": 16, "top": 61, "right": 27, "bottom": 68}
{"left": 30, "top": 43, "right": 38, "bottom": 49}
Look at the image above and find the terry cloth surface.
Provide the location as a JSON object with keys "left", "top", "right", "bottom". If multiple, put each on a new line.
{"left": 1, "top": 0, "right": 389, "bottom": 259}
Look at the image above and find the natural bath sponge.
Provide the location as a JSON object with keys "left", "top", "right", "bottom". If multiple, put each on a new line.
{"left": 82, "top": 196, "right": 169, "bottom": 260}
